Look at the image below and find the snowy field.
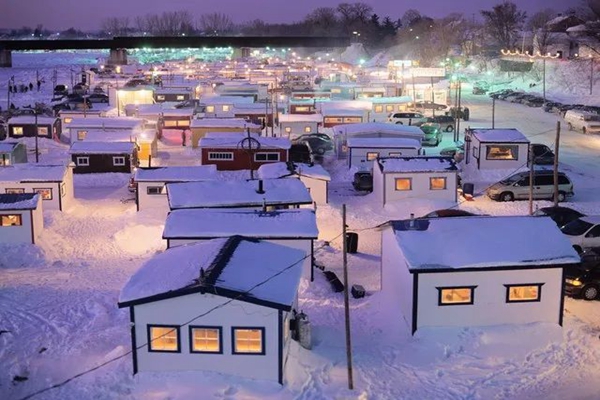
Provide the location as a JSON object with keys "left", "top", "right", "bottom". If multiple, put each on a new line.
{"left": 2, "top": 52, "right": 600, "bottom": 400}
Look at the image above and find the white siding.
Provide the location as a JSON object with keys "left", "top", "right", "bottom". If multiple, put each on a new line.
{"left": 60, "top": 166, "right": 75, "bottom": 211}
{"left": 372, "top": 162, "right": 385, "bottom": 206}
{"left": 31, "top": 204, "right": 44, "bottom": 242}
{"left": 0, "top": 182, "right": 61, "bottom": 211}
{"left": 137, "top": 182, "right": 169, "bottom": 214}
{"left": 133, "top": 292, "right": 280, "bottom": 382}
{"left": 417, "top": 268, "right": 563, "bottom": 329}
{"left": 470, "top": 137, "right": 530, "bottom": 170}
{"left": 299, "top": 176, "right": 327, "bottom": 204}
{"left": 381, "top": 229, "right": 413, "bottom": 331}
{"left": 280, "top": 122, "right": 320, "bottom": 138}
{"left": 348, "top": 147, "right": 419, "bottom": 169}
{"left": 0, "top": 210, "right": 33, "bottom": 243}
{"left": 383, "top": 171, "right": 457, "bottom": 205}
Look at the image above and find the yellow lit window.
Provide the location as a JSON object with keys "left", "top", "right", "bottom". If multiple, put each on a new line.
{"left": 374, "top": 105, "right": 383, "bottom": 113}
{"left": 77, "top": 130, "right": 87, "bottom": 140}
{"left": 5, "top": 188, "right": 25, "bottom": 194}
{"left": 164, "top": 120, "right": 178, "bottom": 127}
{"left": 38, "top": 127, "right": 48, "bottom": 136}
{"left": 13, "top": 127, "right": 24, "bottom": 136}
{"left": 343, "top": 117, "right": 362, "bottom": 123}
{"left": 176, "top": 95, "right": 185, "bottom": 101}
{"left": 178, "top": 120, "right": 189, "bottom": 127}
{"left": 1, "top": 214, "right": 22, "bottom": 227}
{"left": 388, "top": 152, "right": 402, "bottom": 157}
{"left": 206, "top": 105, "right": 215, "bottom": 113}
{"left": 430, "top": 177, "right": 447, "bottom": 190}
{"left": 284, "top": 127, "right": 292, "bottom": 133}
{"left": 295, "top": 106, "right": 310, "bottom": 112}
{"left": 222, "top": 105, "right": 230, "bottom": 112}
{"left": 439, "top": 287, "right": 475, "bottom": 305}
{"left": 506, "top": 285, "right": 542, "bottom": 302}
{"left": 366, "top": 152, "right": 379, "bottom": 161}
{"left": 233, "top": 328, "right": 264, "bottom": 354}
{"left": 34, "top": 188, "right": 53, "bottom": 200}
{"left": 331, "top": 88, "right": 341, "bottom": 94}
{"left": 156, "top": 95, "right": 165, "bottom": 101}
{"left": 190, "top": 327, "right": 221, "bottom": 353}
{"left": 394, "top": 178, "right": 412, "bottom": 191}
{"left": 304, "top": 126, "right": 312, "bottom": 133}
{"left": 386, "top": 105, "right": 395, "bottom": 112}
{"left": 64, "top": 117, "right": 73, "bottom": 124}
{"left": 148, "top": 326, "right": 179, "bottom": 352}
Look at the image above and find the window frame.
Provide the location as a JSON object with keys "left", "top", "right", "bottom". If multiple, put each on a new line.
{"left": 231, "top": 326, "right": 266, "bottom": 355}
{"left": 374, "top": 105, "right": 384, "bottom": 113}
{"left": 77, "top": 130, "right": 87, "bottom": 140}
{"left": 60, "top": 182, "right": 66, "bottom": 198}
{"left": 37, "top": 126, "right": 49, "bottom": 136}
{"left": 388, "top": 152, "right": 403, "bottom": 157}
{"left": 147, "top": 324, "right": 181, "bottom": 353}
{"left": 436, "top": 286, "right": 477, "bottom": 306}
{"left": 429, "top": 177, "right": 447, "bottom": 190}
{"left": 176, "top": 95, "right": 185, "bottom": 101}
{"left": 0, "top": 214, "right": 22, "bottom": 227}
{"left": 284, "top": 126, "right": 292, "bottom": 133}
{"left": 366, "top": 152, "right": 379, "bottom": 161}
{"left": 205, "top": 105, "right": 215, "bottom": 113}
{"left": 189, "top": 325, "right": 223, "bottom": 354}
{"left": 485, "top": 144, "right": 519, "bottom": 161}
{"left": 76, "top": 156, "right": 89, "bottom": 166}
{"left": 146, "top": 186, "right": 166, "bottom": 195}
{"left": 5, "top": 188, "right": 25, "bottom": 194}
{"left": 113, "top": 156, "right": 126, "bottom": 166}
{"left": 33, "top": 188, "right": 53, "bottom": 201}
{"left": 64, "top": 117, "right": 73, "bottom": 124}
{"left": 394, "top": 177, "right": 412, "bottom": 191}
{"left": 386, "top": 105, "right": 395, "bottom": 113}
{"left": 208, "top": 152, "right": 234, "bottom": 161}
{"left": 156, "top": 95, "right": 166, "bottom": 101}
{"left": 304, "top": 126, "right": 312, "bottom": 133}
{"left": 504, "top": 283, "right": 544, "bottom": 303}
{"left": 12, "top": 126, "right": 24, "bottom": 136}
{"left": 222, "top": 105, "right": 231, "bottom": 112}
{"left": 254, "top": 152, "right": 280, "bottom": 162}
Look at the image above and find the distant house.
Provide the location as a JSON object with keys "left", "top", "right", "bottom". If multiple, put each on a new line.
{"left": 160, "top": 109, "right": 193, "bottom": 131}
{"left": 69, "top": 141, "right": 138, "bottom": 174}
{"left": 367, "top": 97, "right": 413, "bottom": 122}
{"left": 278, "top": 113, "right": 323, "bottom": 138}
{"left": 288, "top": 99, "right": 319, "bottom": 114}
{"left": 0, "top": 164, "right": 74, "bottom": 211}
{"left": 65, "top": 117, "right": 146, "bottom": 144}
{"left": 464, "top": 128, "right": 530, "bottom": 170}
{"left": 7, "top": 116, "right": 61, "bottom": 139}
{"left": 153, "top": 87, "right": 192, "bottom": 103}
{"left": 321, "top": 109, "right": 366, "bottom": 128}
{"left": 233, "top": 103, "right": 275, "bottom": 127}
{"left": 199, "top": 133, "right": 290, "bottom": 171}
{"left": 0, "top": 142, "right": 27, "bottom": 165}
{"left": 118, "top": 236, "right": 305, "bottom": 383}
{"left": 346, "top": 137, "right": 422, "bottom": 169}
{"left": 381, "top": 216, "right": 580, "bottom": 334}
{"left": 0, "top": 193, "right": 43, "bottom": 244}
{"left": 373, "top": 157, "right": 458, "bottom": 206}
{"left": 201, "top": 96, "right": 255, "bottom": 118}
{"left": 80, "top": 129, "right": 157, "bottom": 168}
{"left": 166, "top": 179, "right": 313, "bottom": 211}
{"left": 58, "top": 109, "right": 106, "bottom": 134}
{"left": 257, "top": 162, "right": 331, "bottom": 204}
{"left": 189, "top": 118, "right": 262, "bottom": 148}
{"left": 133, "top": 165, "right": 218, "bottom": 212}
{"left": 162, "top": 208, "right": 318, "bottom": 280}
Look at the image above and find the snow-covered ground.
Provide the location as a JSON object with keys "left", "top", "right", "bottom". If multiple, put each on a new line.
{"left": 2, "top": 52, "right": 600, "bottom": 400}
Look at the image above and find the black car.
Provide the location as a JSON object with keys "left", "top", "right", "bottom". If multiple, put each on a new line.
{"left": 448, "top": 107, "right": 470, "bottom": 121}
{"left": 533, "top": 206, "right": 585, "bottom": 227}
{"left": 289, "top": 143, "right": 312, "bottom": 163}
{"left": 543, "top": 102, "right": 560, "bottom": 113}
{"left": 293, "top": 134, "right": 334, "bottom": 155}
{"left": 524, "top": 97, "right": 545, "bottom": 107}
{"left": 530, "top": 143, "right": 555, "bottom": 165}
{"left": 490, "top": 89, "right": 513, "bottom": 99}
{"left": 425, "top": 115, "right": 455, "bottom": 132}
{"left": 87, "top": 93, "right": 109, "bottom": 103}
{"left": 53, "top": 84, "right": 68, "bottom": 96}
{"left": 352, "top": 171, "right": 373, "bottom": 192}
{"left": 415, "top": 101, "right": 448, "bottom": 111}
{"left": 565, "top": 250, "right": 600, "bottom": 300}
{"left": 421, "top": 209, "right": 479, "bottom": 218}
{"left": 73, "top": 83, "right": 88, "bottom": 95}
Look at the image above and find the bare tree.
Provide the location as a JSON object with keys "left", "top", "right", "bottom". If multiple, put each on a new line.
{"left": 304, "top": 7, "right": 340, "bottom": 36}
{"left": 480, "top": 1, "right": 527, "bottom": 48}
{"left": 528, "top": 9, "right": 556, "bottom": 54}
{"left": 401, "top": 9, "right": 422, "bottom": 28}
{"left": 198, "top": 12, "right": 234, "bottom": 35}
{"left": 138, "top": 11, "right": 194, "bottom": 36}
{"left": 101, "top": 17, "right": 130, "bottom": 36}
{"left": 336, "top": 2, "right": 373, "bottom": 34}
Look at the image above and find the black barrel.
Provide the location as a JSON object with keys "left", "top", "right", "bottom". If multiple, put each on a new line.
{"left": 462, "top": 182, "right": 475, "bottom": 197}
{"left": 346, "top": 232, "right": 358, "bottom": 254}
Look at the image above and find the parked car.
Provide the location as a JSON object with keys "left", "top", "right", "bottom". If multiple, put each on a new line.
{"left": 487, "top": 170, "right": 574, "bottom": 202}
{"left": 439, "top": 141, "right": 464, "bottom": 162}
{"left": 92, "top": 86, "right": 105, "bottom": 94}
{"left": 565, "top": 249, "right": 600, "bottom": 300}
{"left": 124, "top": 79, "right": 148, "bottom": 88}
{"left": 388, "top": 112, "right": 426, "bottom": 126}
{"left": 352, "top": 171, "right": 373, "bottom": 192}
{"left": 421, "top": 209, "right": 479, "bottom": 218}
{"left": 424, "top": 115, "right": 455, "bottom": 132}
{"left": 564, "top": 110, "right": 600, "bottom": 134}
{"left": 561, "top": 216, "right": 600, "bottom": 253}
{"left": 174, "top": 99, "right": 201, "bottom": 109}
{"left": 72, "top": 83, "right": 88, "bottom": 95}
{"left": 414, "top": 101, "right": 448, "bottom": 111}
{"left": 530, "top": 143, "right": 555, "bottom": 165}
{"left": 448, "top": 107, "right": 470, "bottom": 121}
{"left": 524, "top": 97, "right": 545, "bottom": 107}
{"left": 53, "top": 84, "right": 68, "bottom": 96}
{"left": 533, "top": 206, "right": 585, "bottom": 227}
{"left": 420, "top": 122, "right": 443, "bottom": 146}
{"left": 86, "top": 93, "right": 109, "bottom": 103}
{"left": 293, "top": 134, "right": 334, "bottom": 155}
{"left": 289, "top": 143, "right": 312, "bottom": 163}
{"left": 490, "top": 89, "right": 514, "bottom": 100}
{"left": 543, "top": 101, "right": 560, "bottom": 113}
{"left": 472, "top": 82, "right": 489, "bottom": 95}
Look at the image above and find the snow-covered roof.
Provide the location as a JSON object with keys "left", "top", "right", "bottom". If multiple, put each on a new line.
{"left": 202, "top": 95, "right": 255, "bottom": 104}
{"left": 380, "top": 157, "right": 457, "bottom": 173}
{"left": 581, "top": 216, "right": 600, "bottom": 225}
{"left": 469, "top": 128, "right": 529, "bottom": 143}
{"left": 347, "top": 137, "right": 422, "bottom": 149}
{"left": 0, "top": 193, "right": 40, "bottom": 210}
{"left": 278, "top": 113, "right": 323, "bottom": 123}
{"left": 167, "top": 179, "right": 312, "bottom": 209}
{"left": 69, "top": 141, "right": 136, "bottom": 154}
{"left": 0, "top": 142, "right": 21, "bottom": 153}
{"left": 163, "top": 208, "right": 318, "bottom": 239}
{"left": 7, "top": 116, "right": 58, "bottom": 125}
{"left": 118, "top": 237, "right": 305, "bottom": 311}
{"left": 295, "top": 163, "right": 331, "bottom": 181}
{"left": 124, "top": 104, "right": 163, "bottom": 115}
{"left": 257, "top": 162, "right": 331, "bottom": 181}
{"left": 319, "top": 100, "right": 372, "bottom": 112}
{"left": 0, "top": 164, "right": 68, "bottom": 182}
{"left": 162, "top": 108, "right": 193, "bottom": 117}
{"left": 392, "top": 216, "right": 580, "bottom": 271}
{"left": 199, "top": 133, "right": 291, "bottom": 149}
{"left": 154, "top": 88, "right": 192, "bottom": 94}
{"left": 368, "top": 96, "right": 413, "bottom": 104}
{"left": 79, "top": 130, "right": 141, "bottom": 143}
{"left": 135, "top": 165, "right": 218, "bottom": 182}
{"left": 333, "top": 122, "right": 424, "bottom": 138}
{"left": 67, "top": 117, "right": 145, "bottom": 130}
{"left": 190, "top": 118, "right": 261, "bottom": 129}
{"left": 322, "top": 109, "right": 367, "bottom": 116}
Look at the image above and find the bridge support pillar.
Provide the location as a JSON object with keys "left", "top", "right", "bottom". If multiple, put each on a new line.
{"left": 232, "top": 47, "right": 251, "bottom": 60}
{"left": 108, "top": 48, "right": 128, "bottom": 65}
{"left": 0, "top": 50, "right": 12, "bottom": 68}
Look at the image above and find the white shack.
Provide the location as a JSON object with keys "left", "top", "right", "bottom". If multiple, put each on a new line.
{"left": 118, "top": 237, "right": 305, "bottom": 383}
{"left": 257, "top": 162, "right": 331, "bottom": 205}
{"left": 0, "top": 193, "right": 43, "bottom": 244}
{"left": 381, "top": 216, "right": 580, "bottom": 334}
{"left": 278, "top": 113, "right": 323, "bottom": 138}
{"left": 373, "top": 157, "right": 459, "bottom": 206}
{"left": 464, "top": 128, "right": 531, "bottom": 170}
{"left": 346, "top": 137, "right": 422, "bottom": 169}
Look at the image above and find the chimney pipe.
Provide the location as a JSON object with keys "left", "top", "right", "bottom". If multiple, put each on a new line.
{"left": 256, "top": 179, "right": 265, "bottom": 194}
{"left": 409, "top": 213, "right": 415, "bottom": 229}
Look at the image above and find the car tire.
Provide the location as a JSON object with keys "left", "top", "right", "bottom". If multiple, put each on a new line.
{"left": 446, "top": 125, "right": 454, "bottom": 132}
{"left": 583, "top": 127, "right": 587, "bottom": 134}
{"left": 568, "top": 123, "right": 573, "bottom": 131}
{"left": 582, "top": 285, "right": 599, "bottom": 301}
{"left": 316, "top": 148, "right": 325, "bottom": 155}
{"left": 396, "top": 122, "right": 403, "bottom": 125}
{"left": 573, "top": 245, "right": 583, "bottom": 254}
{"left": 557, "top": 191, "right": 566, "bottom": 202}
{"left": 500, "top": 192, "right": 514, "bottom": 202}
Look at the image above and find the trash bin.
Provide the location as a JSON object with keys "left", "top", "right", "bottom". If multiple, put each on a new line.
{"left": 462, "top": 182, "right": 475, "bottom": 197}
{"left": 346, "top": 232, "right": 358, "bottom": 254}
{"left": 463, "top": 107, "right": 470, "bottom": 121}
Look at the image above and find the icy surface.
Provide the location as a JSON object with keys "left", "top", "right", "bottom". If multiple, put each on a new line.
{"left": 0, "top": 164, "right": 68, "bottom": 182}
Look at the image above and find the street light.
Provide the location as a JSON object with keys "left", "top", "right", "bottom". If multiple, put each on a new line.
{"left": 499, "top": 49, "right": 560, "bottom": 101}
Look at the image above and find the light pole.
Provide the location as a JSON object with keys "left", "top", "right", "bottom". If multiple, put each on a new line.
{"left": 590, "top": 55, "right": 594, "bottom": 96}
{"left": 500, "top": 49, "right": 559, "bottom": 101}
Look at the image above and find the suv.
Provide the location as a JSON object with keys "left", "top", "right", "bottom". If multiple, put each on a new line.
{"left": 53, "top": 84, "right": 68, "bottom": 96}
{"left": 565, "top": 251, "right": 600, "bottom": 300}
{"left": 530, "top": 143, "right": 555, "bottom": 165}
{"left": 387, "top": 112, "right": 426, "bottom": 126}
{"left": 487, "top": 170, "right": 574, "bottom": 202}
{"left": 289, "top": 143, "right": 312, "bottom": 163}
{"left": 293, "top": 134, "right": 334, "bottom": 155}
{"left": 420, "top": 123, "right": 443, "bottom": 146}
{"left": 564, "top": 110, "right": 600, "bottom": 134}
{"left": 561, "top": 216, "right": 600, "bottom": 254}
{"left": 425, "top": 115, "right": 455, "bottom": 132}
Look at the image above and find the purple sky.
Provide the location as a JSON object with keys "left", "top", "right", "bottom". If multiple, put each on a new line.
{"left": 2, "top": 0, "right": 572, "bottom": 31}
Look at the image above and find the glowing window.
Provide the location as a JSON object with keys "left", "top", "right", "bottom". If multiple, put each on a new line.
{"left": 12, "top": 127, "right": 23, "bottom": 136}
{"left": 64, "top": 117, "right": 73, "bottom": 124}
{"left": 77, "top": 130, "right": 87, "bottom": 140}
{"left": 190, "top": 326, "right": 222, "bottom": 353}
{"left": 148, "top": 325, "right": 179, "bottom": 352}
{"left": 5, "top": 188, "right": 24, "bottom": 194}
{"left": 394, "top": 178, "right": 412, "bottom": 191}
{"left": 1, "top": 214, "right": 22, "bottom": 227}
{"left": 37, "top": 127, "right": 48, "bottom": 136}
{"left": 486, "top": 145, "right": 519, "bottom": 160}
{"left": 374, "top": 105, "right": 383, "bottom": 113}
{"left": 206, "top": 105, "right": 215, "bottom": 113}
{"left": 430, "top": 177, "right": 447, "bottom": 190}
{"left": 438, "top": 287, "right": 476, "bottom": 305}
{"left": 505, "top": 284, "right": 543, "bottom": 302}
{"left": 176, "top": 95, "right": 185, "bottom": 101}
{"left": 33, "top": 188, "right": 53, "bottom": 200}
{"left": 386, "top": 105, "right": 395, "bottom": 112}
{"left": 366, "top": 152, "right": 379, "bottom": 161}
{"left": 284, "top": 127, "right": 292, "bottom": 133}
{"left": 232, "top": 328, "right": 264, "bottom": 354}
{"left": 304, "top": 126, "right": 312, "bottom": 133}
{"left": 222, "top": 105, "right": 230, "bottom": 112}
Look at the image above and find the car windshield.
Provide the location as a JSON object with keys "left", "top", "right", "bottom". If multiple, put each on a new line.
{"left": 499, "top": 174, "right": 523, "bottom": 185}
{"left": 561, "top": 219, "right": 594, "bottom": 236}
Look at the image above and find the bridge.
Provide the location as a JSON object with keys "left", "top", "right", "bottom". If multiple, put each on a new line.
{"left": 0, "top": 36, "right": 351, "bottom": 67}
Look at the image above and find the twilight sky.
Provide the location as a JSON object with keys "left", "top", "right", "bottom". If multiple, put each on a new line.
{"left": 2, "top": 0, "right": 574, "bottom": 31}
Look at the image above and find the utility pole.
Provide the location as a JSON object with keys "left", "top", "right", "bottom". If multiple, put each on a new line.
{"left": 341, "top": 204, "right": 354, "bottom": 390}
{"left": 492, "top": 97, "right": 496, "bottom": 129}
{"left": 543, "top": 58, "right": 546, "bottom": 101}
{"left": 453, "top": 78, "right": 459, "bottom": 141}
{"left": 456, "top": 79, "right": 462, "bottom": 141}
{"left": 7, "top": 78, "right": 10, "bottom": 110}
{"left": 430, "top": 76, "right": 435, "bottom": 118}
{"left": 34, "top": 107, "right": 39, "bottom": 163}
{"left": 528, "top": 147, "right": 534, "bottom": 215}
{"left": 590, "top": 57, "right": 594, "bottom": 96}
{"left": 553, "top": 121, "right": 561, "bottom": 207}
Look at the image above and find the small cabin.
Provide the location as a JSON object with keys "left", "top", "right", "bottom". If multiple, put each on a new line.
{"left": 0, "top": 193, "right": 43, "bottom": 244}
{"left": 0, "top": 142, "right": 27, "bottom": 165}
{"left": 80, "top": 129, "right": 157, "bottom": 168}
{"left": 70, "top": 141, "right": 138, "bottom": 174}
{"left": 464, "top": 128, "right": 531, "bottom": 170}
{"left": 257, "top": 162, "right": 331, "bottom": 204}
{"left": 65, "top": 117, "right": 146, "bottom": 144}
{"left": 368, "top": 96, "right": 413, "bottom": 122}
{"left": 288, "top": 99, "right": 318, "bottom": 115}
{"left": 202, "top": 96, "right": 255, "bottom": 118}
{"left": 189, "top": 119, "right": 262, "bottom": 148}
{"left": 199, "top": 133, "right": 290, "bottom": 171}
{"left": 346, "top": 137, "right": 422, "bottom": 169}
{"left": 7, "top": 116, "right": 60, "bottom": 139}
{"left": 109, "top": 86, "right": 155, "bottom": 114}
{"left": 233, "top": 103, "right": 275, "bottom": 128}
{"left": 278, "top": 114, "right": 323, "bottom": 138}
{"left": 153, "top": 88, "right": 193, "bottom": 103}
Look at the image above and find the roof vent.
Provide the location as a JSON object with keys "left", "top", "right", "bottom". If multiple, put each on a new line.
{"left": 256, "top": 179, "right": 265, "bottom": 194}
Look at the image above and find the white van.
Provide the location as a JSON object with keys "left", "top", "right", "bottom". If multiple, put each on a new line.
{"left": 564, "top": 110, "right": 600, "bottom": 134}
{"left": 387, "top": 112, "right": 426, "bottom": 126}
